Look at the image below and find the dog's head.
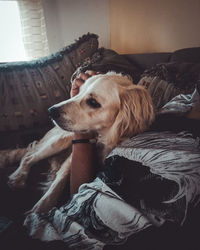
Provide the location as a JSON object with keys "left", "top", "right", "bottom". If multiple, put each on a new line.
{"left": 49, "top": 72, "right": 155, "bottom": 147}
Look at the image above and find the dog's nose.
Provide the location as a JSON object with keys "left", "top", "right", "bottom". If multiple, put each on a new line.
{"left": 48, "top": 106, "right": 60, "bottom": 120}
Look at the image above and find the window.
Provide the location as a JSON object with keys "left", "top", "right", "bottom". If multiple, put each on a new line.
{"left": 0, "top": 1, "right": 27, "bottom": 62}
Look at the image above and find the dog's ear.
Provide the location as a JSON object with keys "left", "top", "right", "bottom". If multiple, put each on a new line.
{"left": 108, "top": 85, "right": 155, "bottom": 147}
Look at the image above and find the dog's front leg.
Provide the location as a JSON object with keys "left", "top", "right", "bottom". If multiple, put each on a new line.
{"left": 8, "top": 127, "right": 73, "bottom": 189}
{"left": 29, "top": 155, "right": 72, "bottom": 213}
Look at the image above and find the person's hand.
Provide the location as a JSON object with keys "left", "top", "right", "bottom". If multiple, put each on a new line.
{"left": 71, "top": 70, "right": 97, "bottom": 139}
{"left": 70, "top": 70, "right": 97, "bottom": 98}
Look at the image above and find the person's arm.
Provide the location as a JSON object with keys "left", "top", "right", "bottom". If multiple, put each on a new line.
{"left": 69, "top": 71, "right": 97, "bottom": 196}
{"left": 70, "top": 133, "right": 96, "bottom": 195}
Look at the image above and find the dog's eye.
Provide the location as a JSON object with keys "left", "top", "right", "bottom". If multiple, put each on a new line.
{"left": 86, "top": 98, "right": 101, "bottom": 109}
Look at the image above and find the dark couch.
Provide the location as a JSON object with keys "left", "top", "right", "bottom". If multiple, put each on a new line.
{"left": 1, "top": 34, "right": 200, "bottom": 149}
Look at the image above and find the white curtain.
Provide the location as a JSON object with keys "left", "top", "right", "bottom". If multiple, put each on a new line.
{"left": 17, "top": 0, "right": 49, "bottom": 60}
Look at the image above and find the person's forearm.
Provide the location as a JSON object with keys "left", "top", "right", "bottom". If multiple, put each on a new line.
{"left": 70, "top": 133, "right": 96, "bottom": 196}
{"left": 69, "top": 71, "right": 98, "bottom": 196}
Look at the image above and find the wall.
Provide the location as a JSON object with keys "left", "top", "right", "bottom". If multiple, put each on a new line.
{"left": 43, "top": 0, "right": 110, "bottom": 53}
{"left": 110, "top": 0, "right": 200, "bottom": 53}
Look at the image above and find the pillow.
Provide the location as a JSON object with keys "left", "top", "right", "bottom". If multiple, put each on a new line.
{"left": 71, "top": 48, "right": 142, "bottom": 84}
{"left": 138, "top": 62, "right": 200, "bottom": 110}
{"left": 0, "top": 33, "right": 99, "bottom": 131}
{"left": 159, "top": 84, "right": 200, "bottom": 122}
{"left": 170, "top": 47, "right": 200, "bottom": 63}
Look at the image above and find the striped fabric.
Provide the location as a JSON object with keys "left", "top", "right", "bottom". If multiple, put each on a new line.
{"left": 18, "top": 0, "right": 49, "bottom": 60}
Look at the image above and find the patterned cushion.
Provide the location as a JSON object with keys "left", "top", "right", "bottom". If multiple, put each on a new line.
{"left": 138, "top": 62, "right": 200, "bottom": 110}
{"left": 71, "top": 48, "right": 142, "bottom": 84}
{"left": 0, "top": 33, "right": 98, "bottom": 131}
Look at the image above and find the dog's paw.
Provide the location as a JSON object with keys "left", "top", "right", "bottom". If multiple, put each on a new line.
{"left": 27, "top": 140, "right": 38, "bottom": 151}
{"left": 7, "top": 154, "right": 34, "bottom": 189}
{"left": 7, "top": 172, "right": 27, "bottom": 189}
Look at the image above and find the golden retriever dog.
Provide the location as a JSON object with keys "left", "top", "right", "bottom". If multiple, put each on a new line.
{"left": 0, "top": 72, "right": 154, "bottom": 213}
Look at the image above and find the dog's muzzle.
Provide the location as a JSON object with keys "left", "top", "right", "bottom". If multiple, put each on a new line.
{"left": 48, "top": 106, "right": 60, "bottom": 120}
{"left": 48, "top": 104, "right": 74, "bottom": 131}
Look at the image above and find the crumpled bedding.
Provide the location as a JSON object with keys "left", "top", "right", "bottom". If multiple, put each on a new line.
{"left": 23, "top": 89, "right": 200, "bottom": 250}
